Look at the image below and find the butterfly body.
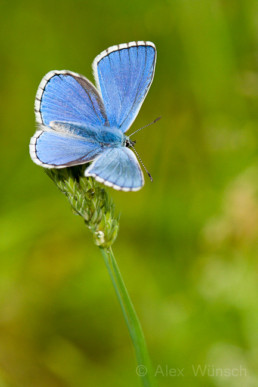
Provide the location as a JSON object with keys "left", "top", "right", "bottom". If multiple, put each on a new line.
{"left": 50, "top": 122, "right": 126, "bottom": 146}
{"left": 30, "top": 41, "right": 157, "bottom": 191}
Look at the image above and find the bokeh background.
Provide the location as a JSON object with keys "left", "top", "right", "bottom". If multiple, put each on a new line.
{"left": 0, "top": 0, "right": 257, "bottom": 386}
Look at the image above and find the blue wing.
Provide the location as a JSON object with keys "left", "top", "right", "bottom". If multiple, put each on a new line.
{"left": 35, "top": 70, "right": 108, "bottom": 127}
{"left": 85, "top": 147, "right": 144, "bottom": 191}
{"left": 93, "top": 41, "right": 156, "bottom": 133}
{"left": 29, "top": 126, "right": 102, "bottom": 168}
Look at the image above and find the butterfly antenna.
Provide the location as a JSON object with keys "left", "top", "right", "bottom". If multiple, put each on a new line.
{"left": 131, "top": 145, "right": 153, "bottom": 182}
{"left": 129, "top": 116, "right": 161, "bottom": 137}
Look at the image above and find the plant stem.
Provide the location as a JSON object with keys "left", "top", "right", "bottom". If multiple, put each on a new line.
{"left": 99, "top": 247, "right": 157, "bottom": 387}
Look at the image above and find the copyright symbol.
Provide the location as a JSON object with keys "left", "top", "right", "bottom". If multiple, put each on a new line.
{"left": 136, "top": 365, "right": 147, "bottom": 376}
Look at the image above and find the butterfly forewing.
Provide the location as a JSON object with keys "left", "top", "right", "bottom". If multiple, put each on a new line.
{"left": 93, "top": 41, "right": 156, "bottom": 133}
{"left": 35, "top": 70, "right": 108, "bottom": 127}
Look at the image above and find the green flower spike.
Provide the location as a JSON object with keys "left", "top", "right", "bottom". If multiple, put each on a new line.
{"left": 46, "top": 166, "right": 119, "bottom": 248}
{"left": 45, "top": 166, "right": 157, "bottom": 387}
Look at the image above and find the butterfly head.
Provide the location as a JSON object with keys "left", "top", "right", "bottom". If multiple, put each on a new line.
{"left": 125, "top": 138, "right": 136, "bottom": 148}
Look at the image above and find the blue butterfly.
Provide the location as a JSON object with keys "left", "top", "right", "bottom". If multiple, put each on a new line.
{"left": 30, "top": 41, "right": 157, "bottom": 191}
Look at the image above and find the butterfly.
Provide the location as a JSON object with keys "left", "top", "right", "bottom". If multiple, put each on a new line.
{"left": 29, "top": 41, "right": 157, "bottom": 191}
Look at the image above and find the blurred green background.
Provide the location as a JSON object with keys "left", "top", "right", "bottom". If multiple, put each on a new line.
{"left": 0, "top": 0, "right": 257, "bottom": 386}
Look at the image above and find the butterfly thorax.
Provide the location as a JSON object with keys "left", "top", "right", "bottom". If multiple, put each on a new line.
{"left": 95, "top": 128, "right": 136, "bottom": 149}
{"left": 97, "top": 127, "right": 125, "bottom": 147}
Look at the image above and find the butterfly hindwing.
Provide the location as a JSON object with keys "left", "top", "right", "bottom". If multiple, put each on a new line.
{"left": 30, "top": 127, "right": 102, "bottom": 168}
{"left": 93, "top": 41, "right": 156, "bottom": 133}
{"left": 85, "top": 147, "right": 144, "bottom": 191}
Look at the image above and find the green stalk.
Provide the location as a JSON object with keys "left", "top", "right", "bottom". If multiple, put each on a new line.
{"left": 100, "top": 247, "right": 157, "bottom": 387}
